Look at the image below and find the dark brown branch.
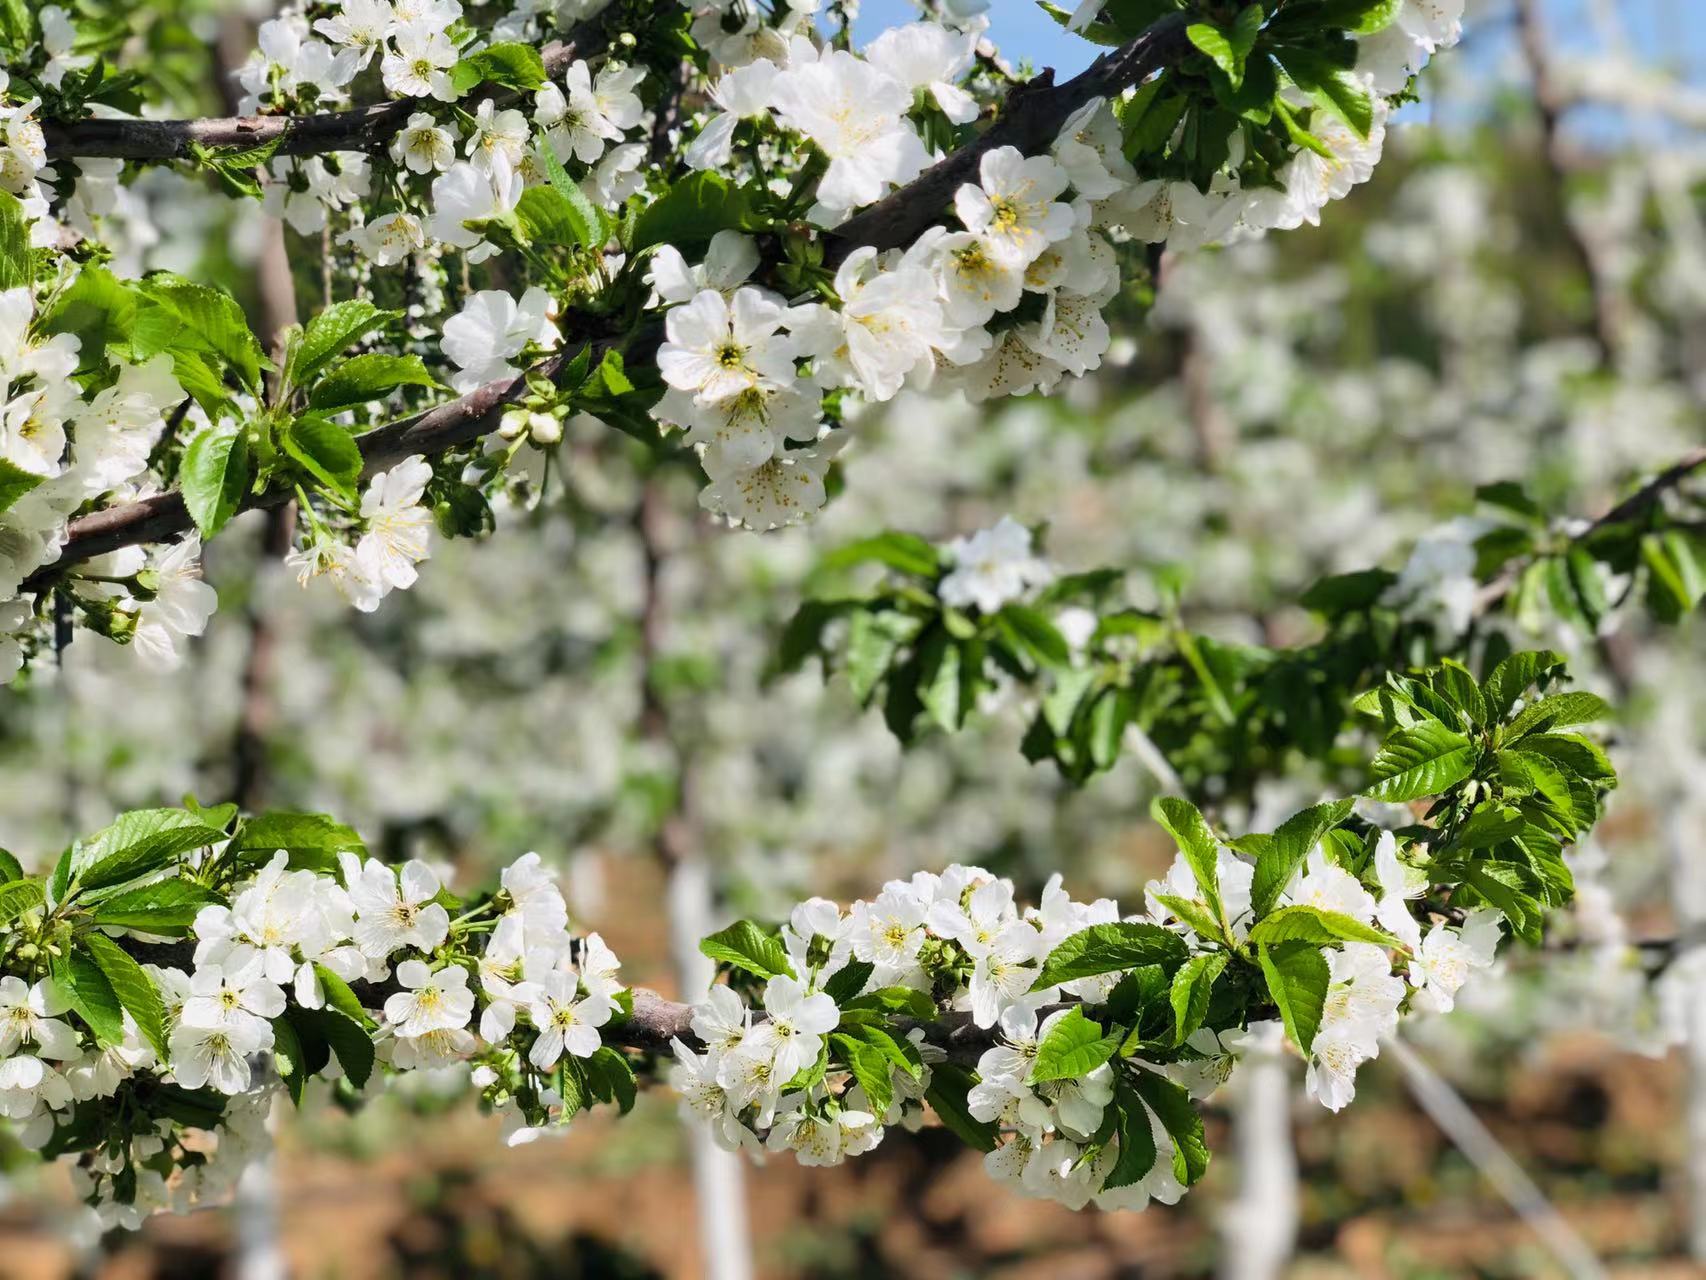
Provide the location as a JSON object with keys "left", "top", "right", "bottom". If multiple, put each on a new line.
{"left": 604, "top": 986, "right": 1028, "bottom": 1066}
{"left": 826, "top": 13, "right": 1189, "bottom": 260}
{"left": 43, "top": 35, "right": 598, "bottom": 161}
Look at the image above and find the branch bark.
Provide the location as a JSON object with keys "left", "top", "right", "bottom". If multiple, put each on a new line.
{"left": 825, "top": 13, "right": 1189, "bottom": 260}
{"left": 42, "top": 36, "right": 599, "bottom": 161}
{"left": 31, "top": 14, "right": 1189, "bottom": 583}
{"left": 603, "top": 985, "right": 1018, "bottom": 1067}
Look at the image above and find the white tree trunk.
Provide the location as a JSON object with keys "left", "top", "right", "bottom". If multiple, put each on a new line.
{"left": 1218, "top": 1031, "right": 1297, "bottom": 1280}
{"left": 667, "top": 855, "right": 755, "bottom": 1280}
{"left": 1664, "top": 799, "right": 1706, "bottom": 1262}
{"left": 233, "top": 1147, "right": 286, "bottom": 1280}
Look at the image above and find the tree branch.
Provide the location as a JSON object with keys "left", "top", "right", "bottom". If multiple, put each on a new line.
{"left": 1475, "top": 444, "right": 1706, "bottom": 612}
{"left": 42, "top": 34, "right": 600, "bottom": 161}
{"left": 825, "top": 12, "right": 1189, "bottom": 260}
{"left": 30, "top": 14, "right": 1191, "bottom": 584}
{"left": 604, "top": 985, "right": 1024, "bottom": 1066}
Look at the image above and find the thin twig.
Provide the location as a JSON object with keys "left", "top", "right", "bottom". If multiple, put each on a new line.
{"left": 1384, "top": 1036, "right": 1607, "bottom": 1280}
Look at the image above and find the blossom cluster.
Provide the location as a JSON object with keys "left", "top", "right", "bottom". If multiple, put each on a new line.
{"left": 0, "top": 0, "right": 1475, "bottom": 675}
{"left": 0, "top": 286, "right": 210, "bottom": 675}
{"left": 0, "top": 843, "right": 624, "bottom": 1231}
{"left": 670, "top": 825, "right": 1504, "bottom": 1211}
{"left": 641, "top": 5, "right": 1466, "bottom": 529}
{"left": 285, "top": 454, "right": 438, "bottom": 612}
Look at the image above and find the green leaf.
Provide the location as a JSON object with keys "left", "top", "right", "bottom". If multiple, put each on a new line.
{"left": 133, "top": 274, "right": 265, "bottom": 391}
{"left": 169, "top": 349, "right": 235, "bottom": 415}
{"left": 308, "top": 353, "right": 438, "bottom": 411}
{"left": 1247, "top": 905, "right": 1403, "bottom": 949}
{"left": 995, "top": 604, "right": 1072, "bottom": 669}
{"left": 699, "top": 921, "right": 794, "bottom": 980}
{"left": 1520, "top": 733, "right": 1616, "bottom": 785}
{"left": 923, "top": 1062, "right": 998, "bottom": 1153}
{"left": 289, "top": 301, "right": 396, "bottom": 386}
{"left": 1481, "top": 650, "right": 1565, "bottom": 722}
{"left": 188, "top": 137, "right": 282, "bottom": 201}
{"left": 845, "top": 1022, "right": 922, "bottom": 1080}
{"left": 1430, "top": 659, "right": 1488, "bottom": 727}
{"left": 451, "top": 41, "right": 547, "bottom": 93}
{"left": 1032, "top": 921, "right": 1188, "bottom": 991}
{"left": 88, "top": 880, "right": 219, "bottom": 934}
{"left": 282, "top": 415, "right": 363, "bottom": 497}
{"left": 824, "top": 960, "right": 874, "bottom": 1006}
{"left": 80, "top": 933, "right": 168, "bottom": 1060}
{"left": 1642, "top": 531, "right": 1706, "bottom": 623}
{"left": 515, "top": 184, "right": 592, "bottom": 250}
{"left": 844, "top": 987, "right": 936, "bottom": 1019}
{"left": 1506, "top": 691, "right": 1613, "bottom": 740}
{"left": 632, "top": 173, "right": 765, "bottom": 255}
{"left": 1187, "top": 6, "right": 1262, "bottom": 90}
{"left": 180, "top": 422, "right": 252, "bottom": 539}
{"left": 1030, "top": 1008, "right": 1121, "bottom": 1083}
{"left": 271, "top": 1012, "right": 307, "bottom": 1105}
{"left": 1560, "top": 546, "right": 1608, "bottom": 630}
{"left": 0, "top": 189, "right": 30, "bottom": 290}
{"left": 832, "top": 1031, "right": 894, "bottom": 1114}
{"left": 1273, "top": 47, "right": 1373, "bottom": 137}
{"left": 1150, "top": 892, "right": 1226, "bottom": 944}
{"left": 41, "top": 266, "right": 138, "bottom": 372}
{"left": 1498, "top": 750, "right": 1578, "bottom": 834}
{"left": 1450, "top": 804, "right": 1528, "bottom": 850}
{"left": 300, "top": 1007, "right": 374, "bottom": 1088}
{"left": 1085, "top": 686, "right": 1132, "bottom": 770}
{"left": 594, "top": 349, "right": 633, "bottom": 396}
{"left": 0, "top": 457, "right": 44, "bottom": 517}
{"left": 1120, "top": 82, "right": 1189, "bottom": 157}
{"left": 0, "top": 848, "right": 20, "bottom": 882}
{"left": 1127, "top": 1068, "right": 1209, "bottom": 1185}
{"left": 0, "top": 878, "right": 45, "bottom": 927}
{"left": 312, "top": 964, "right": 375, "bottom": 1030}
{"left": 1460, "top": 863, "right": 1540, "bottom": 941}
{"left": 1310, "top": 0, "right": 1402, "bottom": 34}
{"left": 229, "top": 812, "right": 366, "bottom": 872}
{"left": 843, "top": 610, "right": 915, "bottom": 704}
{"left": 68, "top": 809, "right": 229, "bottom": 898}
{"left": 1363, "top": 719, "right": 1476, "bottom": 802}
{"left": 540, "top": 146, "right": 606, "bottom": 248}
{"left": 1250, "top": 799, "right": 1355, "bottom": 919}
{"left": 1100, "top": 1081, "right": 1160, "bottom": 1192}
{"left": 584, "top": 1045, "right": 638, "bottom": 1114}
{"left": 554, "top": 1055, "right": 588, "bottom": 1122}
{"left": 1150, "top": 797, "right": 1224, "bottom": 924}
{"left": 1298, "top": 568, "right": 1396, "bottom": 615}
{"left": 817, "top": 531, "right": 942, "bottom": 578}
{"left": 1168, "top": 952, "right": 1228, "bottom": 1046}
{"left": 1038, "top": 0, "right": 1128, "bottom": 44}
{"left": 917, "top": 628, "right": 963, "bottom": 733}
{"left": 55, "top": 947, "right": 125, "bottom": 1046}
{"left": 1257, "top": 940, "right": 1329, "bottom": 1055}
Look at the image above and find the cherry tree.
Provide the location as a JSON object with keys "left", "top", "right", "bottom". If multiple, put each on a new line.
{"left": 0, "top": 0, "right": 1702, "bottom": 1265}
